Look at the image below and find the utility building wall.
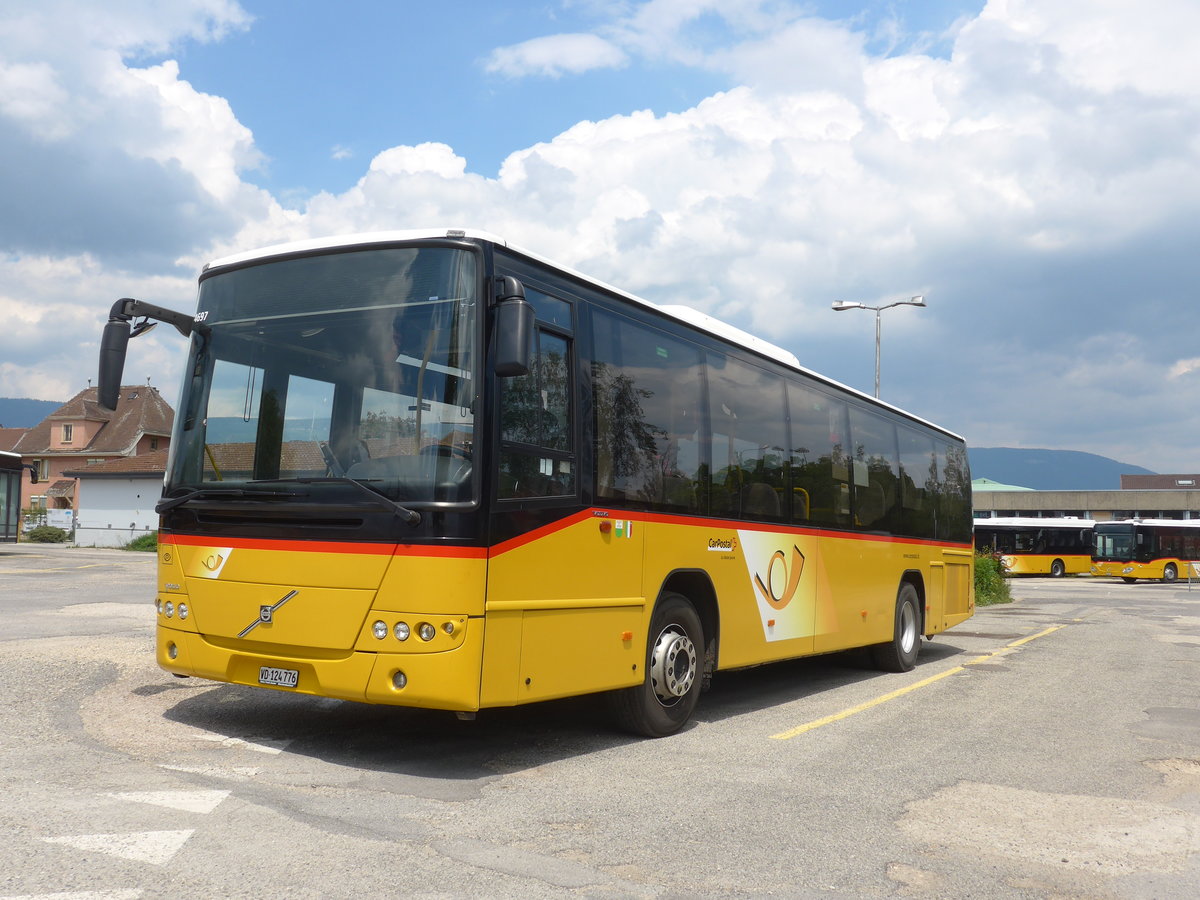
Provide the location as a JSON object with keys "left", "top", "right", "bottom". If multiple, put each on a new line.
{"left": 74, "top": 477, "right": 160, "bottom": 547}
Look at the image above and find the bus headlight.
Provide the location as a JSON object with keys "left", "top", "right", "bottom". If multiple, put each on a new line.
{"left": 178, "top": 604, "right": 189, "bottom": 621}
{"left": 372, "top": 620, "right": 388, "bottom": 640}
{"left": 418, "top": 622, "right": 436, "bottom": 642}
{"left": 164, "top": 601, "right": 174, "bottom": 618}
{"left": 394, "top": 622, "right": 410, "bottom": 641}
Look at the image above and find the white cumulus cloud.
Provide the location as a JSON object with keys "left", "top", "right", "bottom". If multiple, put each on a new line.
{"left": 484, "top": 33, "right": 628, "bottom": 78}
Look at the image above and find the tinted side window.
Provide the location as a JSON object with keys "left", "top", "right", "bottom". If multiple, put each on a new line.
{"left": 592, "top": 310, "right": 704, "bottom": 513}
{"left": 935, "top": 438, "right": 972, "bottom": 542}
{"left": 897, "top": 424, "right": 937, "bottom": 539}
{"left": 498, "top": 318, "right": 575, "bottom": 499}
{"left": 788, "top": 382, "right": 851, "bottom": 527}
{"left": 848, "top": 406, "right": 900, "bottom": 533}
{"left": 707, "top": 355, "right": 788, "bottom": 521}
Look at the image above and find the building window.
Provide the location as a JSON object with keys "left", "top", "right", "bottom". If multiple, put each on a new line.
{"left": 36, "top": 459, "right": 49, "bottom": 480}
{"left": 61, "top": 424, "right": 73, "bottom": 443}
{"left": 150, "top": 437, "right": 159, "bottom": 451}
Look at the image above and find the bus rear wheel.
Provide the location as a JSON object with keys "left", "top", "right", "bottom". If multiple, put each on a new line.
{"left": 1050, "top": 559, "right": 1065, "bottom": 577}
{"left": 1162, "top": 563, "right": 1178, "bottom": 584}
{"left": 871, "top": 583, "right": 921, "bottom": 673}
{"left": 609, "top": 592, "right": 703, "bottom": 738}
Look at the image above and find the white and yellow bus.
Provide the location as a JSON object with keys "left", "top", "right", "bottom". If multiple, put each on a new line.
{"left": 1092, "top": 519, "right": 1200, "bottom": 583}
{"left": 973, "top": 517, "right": 1094, "bottom": 577}
{"left": 97, "top": 229, "right": 974, "bottom": 736}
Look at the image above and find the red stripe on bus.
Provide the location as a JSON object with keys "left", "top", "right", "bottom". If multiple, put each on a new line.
{"left": 487, "top": 508, "right": 973, "bottom": 557}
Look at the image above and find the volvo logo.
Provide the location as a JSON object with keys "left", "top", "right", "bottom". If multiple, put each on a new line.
{"left": 238, "top": 590, "right": 298, "bottom": 638}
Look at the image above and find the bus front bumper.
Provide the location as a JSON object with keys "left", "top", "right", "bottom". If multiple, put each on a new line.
{"left": 157, "top": 622, "right": 484, "bottom": 712}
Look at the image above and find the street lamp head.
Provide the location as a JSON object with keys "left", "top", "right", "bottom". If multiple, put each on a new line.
{"left": 907, "top": 295, "right": 926, "bottom": 307}
{"left": 832, "top": 300, "right": 865, "bottom": 311}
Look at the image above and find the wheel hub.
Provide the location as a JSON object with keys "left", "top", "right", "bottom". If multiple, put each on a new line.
{"left": 650, "top": 626, "right": 697, "bottom": 704}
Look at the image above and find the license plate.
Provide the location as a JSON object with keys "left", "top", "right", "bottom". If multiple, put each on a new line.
{"left": 258, "top": 666, "right": 299, "bottom": 688}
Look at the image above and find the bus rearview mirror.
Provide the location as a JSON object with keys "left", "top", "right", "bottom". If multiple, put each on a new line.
{"left": 98, "top": 318, "right": 131, "bottom": 410}
{"left": 494, "top": 278, "right": 533, "bottom": 377}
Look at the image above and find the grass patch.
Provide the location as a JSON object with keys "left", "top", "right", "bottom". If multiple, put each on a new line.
{"left": 974, "top": 551, "right": 1013, "bottom": 606}
{"left": 123, "top": 532, "right": 158, "bottom": 552}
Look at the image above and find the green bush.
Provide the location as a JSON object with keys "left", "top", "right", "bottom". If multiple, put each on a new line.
{"left": 974, "top": 551, "right": 1012, "bottom": 606}
{"left": 25, "top": 525, "right": 70, "bottom": 543}
{"left": 123, "top": 532, "right": 158, "bottom": 552}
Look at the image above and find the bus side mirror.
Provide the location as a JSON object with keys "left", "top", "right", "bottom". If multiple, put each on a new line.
{"left": 494, "top": 277, "right": 533, "bottom": 377}
{"left": 98, "top": 317, "right": 131, "bottom": 410}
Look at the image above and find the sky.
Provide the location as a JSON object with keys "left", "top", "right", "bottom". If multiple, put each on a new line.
{"left": 1, "top": 0, "right": 1198, "bottom": 473}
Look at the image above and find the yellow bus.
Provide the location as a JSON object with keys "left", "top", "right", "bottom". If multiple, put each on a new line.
{"left": 973, "top": 517, "right": 1094, "bottom": 577}
{"left": 1092, "top": 519, "right": 1200, "bottom": 583}
{"left": 97, "top": 229, "right": 975, "bottom": 736}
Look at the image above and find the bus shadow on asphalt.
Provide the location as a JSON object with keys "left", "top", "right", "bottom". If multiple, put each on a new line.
{"left": 154, "top": 639, "right": 975, "bottom": 784}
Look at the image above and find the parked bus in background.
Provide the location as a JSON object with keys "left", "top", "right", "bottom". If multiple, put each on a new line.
{"left": 1092, "top": 519, "right": 1200, "bottom": 583}
{"left": 96, "top": 229, "right": 975, "bottom": 736}
{"left": 973, "top": 517, "right": 1095, "bottom": 577}
{"left": 1, "top": 451, "right": 35, "bottom": 543}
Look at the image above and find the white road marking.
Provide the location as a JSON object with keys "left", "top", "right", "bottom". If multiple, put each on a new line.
{"left": 41, "top": 830, "right": 194, "bottom": 866}
{"left": 194, "top": 733, "right": 291, "bottom": 754}
{"left": 0, "top": 891, "right": 143, "bottom": 899}
{"left": 108, "top": 790, "right": 230, "bottom": 814}
{"left": 158, "top": 764, "right": 260, "bottom": 780}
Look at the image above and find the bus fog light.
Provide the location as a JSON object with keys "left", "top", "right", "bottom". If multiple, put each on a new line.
{"left": 164, "top": 601, "right": 174, "bottom": 618}
{"left": 392, "top": 671, "right": 407, "bottom": 689}
{"left": 372, "top": 620, "right": 388, "bottom": 640}
{"left": 394, "top": 622, "right": 410, "bottom": 641}
{"left": 167, "top": 642, "right": 178, "bottom": 660}
{"left": 443, "top": 621, "right": 455, "bottom": 635}
{"left": 418, "top": 623, "right": 436, "bottom": 642}
{"left": 178, "top": 604, "right": 189, "bottom": 620}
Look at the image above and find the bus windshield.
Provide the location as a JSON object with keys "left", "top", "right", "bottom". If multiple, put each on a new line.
{"left": 166, "top": 246, "right": 480, "bottom": 506}
{"left": 1093, "top": 525, "right": 1134, "bottom": 561}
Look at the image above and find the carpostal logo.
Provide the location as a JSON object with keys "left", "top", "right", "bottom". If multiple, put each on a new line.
{"left": 753, "top": 545, "right": 805, "bottom": 610}
{"left": 738, "top": 530, "right": 814, "bottom": 642}
{"left": 707, "top": 536, "right": 738, "bottom": 553}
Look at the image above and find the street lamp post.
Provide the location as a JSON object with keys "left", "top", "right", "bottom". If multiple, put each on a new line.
{"left": 831, "top": 296, "right": 925, "bottom": 398}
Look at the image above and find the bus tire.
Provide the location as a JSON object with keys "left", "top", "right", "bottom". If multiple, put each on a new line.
{"left": 1050, "top": 559, "right": 1065, "bottom": 577}
{"left": 1162, "top": 563, "right": 1178, "bottom": 584}
{"left": 1122, "top": 577, "right": 1138, "bottom": 584}
{"left": 871, "top": 583, "right": 921, "bottom": 673}
{"left": 609, "top": 592, "right": 703, "bottom": 738}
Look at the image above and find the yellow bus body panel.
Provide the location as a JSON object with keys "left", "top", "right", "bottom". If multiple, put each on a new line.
{"left": 157, "top": 537, "right": 489, "bottom": 711}
{"left": 155, "top": 512, "right": 974, "bottom": 713}
{"left": 1001, "top": 554, "right": 1091, "bottom": 576}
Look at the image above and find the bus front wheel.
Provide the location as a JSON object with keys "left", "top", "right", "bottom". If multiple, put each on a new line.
{"left": 1050, "top": 559, "right": 1065, "bottom": 577}
{"left": 1162, "top": 563, "right": 1178, "bottom": 584}
{"left": 871, "top": 583, "right": 921, "bottom": 673}
{"left": 609, "top": 592, "right": 703, "bottom": 738}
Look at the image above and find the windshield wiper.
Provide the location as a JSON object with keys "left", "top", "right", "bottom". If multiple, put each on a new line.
{"left": 155, "top": 485, "right": 306, "bottom": 514}
{"left": 253, "top": 477, "right": 422, "bottom": 527}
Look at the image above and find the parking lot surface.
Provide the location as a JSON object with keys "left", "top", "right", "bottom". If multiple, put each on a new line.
{"left": 1, "top": 545, "right": 1198, "bottom": 898}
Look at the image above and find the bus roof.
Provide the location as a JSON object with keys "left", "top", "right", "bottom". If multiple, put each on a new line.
{"left": 203, "top": 228, "right": 963, "bottom": 442}
{"left": 975, "top": 517, "right": 1096, "bottom": 529}
{"left": 1097, "top": 518, "right": 1200, "bottom": 528}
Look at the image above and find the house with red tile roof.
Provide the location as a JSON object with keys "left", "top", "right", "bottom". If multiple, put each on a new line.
{"left": 11, "top": 385, "right": 173, "bottom": 518}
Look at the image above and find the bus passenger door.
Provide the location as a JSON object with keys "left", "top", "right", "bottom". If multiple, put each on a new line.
{"left": 482, "top": 288, "right": 645, "bottom": 706}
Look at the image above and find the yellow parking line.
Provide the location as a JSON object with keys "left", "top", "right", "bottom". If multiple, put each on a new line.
{"left": 770, "top": 624, "right": 1067, "bottom": 740}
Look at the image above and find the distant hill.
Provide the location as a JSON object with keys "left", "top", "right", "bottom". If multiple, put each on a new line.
{"left": 0, "top": 397, "right": 64, "bottom": 428}
{"left": 969, "top": 447, "right": 1155, "bottom": 491}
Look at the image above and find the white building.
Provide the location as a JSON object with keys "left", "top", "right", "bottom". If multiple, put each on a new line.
{"left": 64, "top": 449, "right": 167, "bottom": 547}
